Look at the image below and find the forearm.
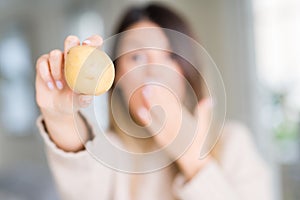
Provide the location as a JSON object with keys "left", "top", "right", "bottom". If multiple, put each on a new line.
{"left": 173, "top": 159, "right": 239, "bottom": 200}
{"left": 41, "top": 110, "right": 90, "bottom": 152}
{"left": 177, "top": 154, "right": 213, "bottom": 181}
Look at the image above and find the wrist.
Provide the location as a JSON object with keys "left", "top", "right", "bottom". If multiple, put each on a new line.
{"left": 40, "top": 107, "right": 76, "bottom": 121}
{"left": 177, "top": 154, "right": 213, "bottom": 181}
{"left": 41, "top": 109, "right": 90, "bottom": 152}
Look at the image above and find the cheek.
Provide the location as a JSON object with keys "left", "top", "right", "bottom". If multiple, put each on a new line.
{"left": 114, "top": 58, "right": 145, "bottom": 105}
{"left": 115, "top": 55, "right": 145, "bottom": 82}
{"left": 114, "top": 58, "right": 127, "bottom": 82}
{"left": 172, "top": 64, "right": 186, "bottom": 100}
{"left": 176, "top": 74, "right": 186, "bottom": 101}
{"left": 172, "top": 76, "right": 186, "bottom": 102}
{"left": 161, "top": 65, "right": 186, "bottom": 101}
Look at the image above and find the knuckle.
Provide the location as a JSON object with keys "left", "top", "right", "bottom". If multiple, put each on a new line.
{"left": 48, "top": 50, "right": 62, "bottom": 79}
{"left": 36, "top": 54, "right": 48, "bottom": 67}
{"left": 37, "top": 63, "right": 48, "bottom": 77}
{"left": 49, "top": 49, "right": 62, "bottom": 58}
{"left": 51, "top": 70, "right": 61, "bottom": 79}
{"left": 90, "top": 35, "right": 103, "bottom": 45}
{"left": 92, "top": 34, "right": 103, "bottom": 40}
{"left": 39, "top": 66, "right": 50, "bottom": 80}
{"left": 65, "top": 35, "right": 79, "bottom": 43}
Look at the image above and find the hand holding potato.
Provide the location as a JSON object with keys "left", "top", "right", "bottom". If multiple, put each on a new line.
{"left": 35, "top": 35, "right": 109, "bottom": 152}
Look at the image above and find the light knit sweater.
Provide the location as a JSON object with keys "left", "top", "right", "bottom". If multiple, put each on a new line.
{"left": 37, "top": 116, "right": 273, "bottom": 200}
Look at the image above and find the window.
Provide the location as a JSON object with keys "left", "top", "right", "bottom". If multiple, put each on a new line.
{"left": 0, "top": 26, "right": 36, "bottom": 135}
{"left": 253, "top": 0, "right": 300, "bottom": 163}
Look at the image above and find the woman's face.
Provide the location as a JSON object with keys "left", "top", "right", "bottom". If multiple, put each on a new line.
{"left": 114, "top": 20, "right": 186, "bottom": 124}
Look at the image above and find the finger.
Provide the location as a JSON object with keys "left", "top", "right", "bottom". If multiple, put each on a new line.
{"left": 82, "top": 34, "right": 103, "bottom": 47}
{"left": 49, "top": 49, "right": 64, "bottom": 90}
{"left": 140, "top": 85, "right": 166, "bottom": 132}
{"left": 78, "top": 94, "right": 93, "bottom": 108}
{"left": 64, "top": 35, "right": 80, "bottom": 59}
{"left": 141, "top": 85, "right": 169, "bottom": 120}
{"left": 135, "top": 107, "right": 151, "bottom": 126}
{"left": 141, "top": 85, "right": 152, "bottom": 109}
{"left": 136, "top": 85, "right": 154, "bottom": 125}
{"left": 36, "top": 54, "right": 54, "bottom": 90}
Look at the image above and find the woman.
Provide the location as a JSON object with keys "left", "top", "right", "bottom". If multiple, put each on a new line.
{"left": 35, "top": 3, "right": 273, "bottom": 200}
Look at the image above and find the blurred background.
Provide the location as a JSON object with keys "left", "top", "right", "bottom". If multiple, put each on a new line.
{"left": 0, "top": 0, "right": 299, "bottom": 199}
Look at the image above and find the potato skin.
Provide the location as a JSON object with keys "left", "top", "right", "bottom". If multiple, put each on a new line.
{"left": 65, "top": 46, "right": 115, "bottom": 95}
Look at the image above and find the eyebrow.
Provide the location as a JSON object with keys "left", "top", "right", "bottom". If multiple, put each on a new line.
{"left": 121, "top": 38, "right": 172, "bottom": 51}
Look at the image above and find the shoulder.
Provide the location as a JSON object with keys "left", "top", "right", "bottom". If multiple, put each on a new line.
{"left": 221, "top": 120, "right": 255, "bottom": 149}
{"left": 214, "top": 120, "right": 267, "bottom": 171}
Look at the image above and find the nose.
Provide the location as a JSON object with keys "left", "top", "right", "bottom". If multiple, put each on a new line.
{"left": 145, "top": 50, "right": 164, "bottom": 77}
{"left": 145, "top": 64, "right": 160, "bottom": 77}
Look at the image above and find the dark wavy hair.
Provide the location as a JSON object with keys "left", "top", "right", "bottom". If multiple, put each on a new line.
{"left": 110, "top": 3, "right": 204, "bottom": 108}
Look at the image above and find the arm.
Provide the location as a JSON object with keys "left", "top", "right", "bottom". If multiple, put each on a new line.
{"left": 37, "top": 115, "right": 115, "bottom": 200}
{"left": 173, "top": 122, "right": 274, "bottom": 200}
{"left": 41, "top": 110, "right": 91, "bottom": 152}
{"left": 36, "top": 35, "right": 115, "bottom": 199}
{"left": 136, "top": 85, "right": 272, "bottom": 199}
{"left": 35, "top": 35, "right": 103, "bottom": 152}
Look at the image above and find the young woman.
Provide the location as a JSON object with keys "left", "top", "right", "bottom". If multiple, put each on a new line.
{"left": 35, "top": 3, "right": 273, "bottom": 200}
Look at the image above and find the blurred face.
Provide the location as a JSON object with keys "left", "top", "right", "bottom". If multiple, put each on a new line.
{"left": 114, "top": 20, "right": 186, "bottom": 124}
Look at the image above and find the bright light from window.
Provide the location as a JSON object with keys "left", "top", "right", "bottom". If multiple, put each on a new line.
{"left": 253, "top": 0, "right": 300, "bottom": 111}
{"left": 0, "top": 33, "right": 35, "bottom": 135}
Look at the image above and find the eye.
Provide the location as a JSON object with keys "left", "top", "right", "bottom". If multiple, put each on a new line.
{"left": 165, "top": 52, "right": 177, "bottom": 61}
{"left": 169, "top": 53, "right": 177, "bottom": 60}
{"left": 131, "top": 52, "right": 147, "bottom": 63}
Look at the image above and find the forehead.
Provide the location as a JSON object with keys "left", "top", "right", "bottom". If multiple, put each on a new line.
{"left": 117, "top": 21, "right": 171, "bottom": 56}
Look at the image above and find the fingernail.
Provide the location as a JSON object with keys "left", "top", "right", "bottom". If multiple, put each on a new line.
{"left": 79, "top": 96, "right": 93, "bottom": 107}
{"left": 56, "top": 80, "right": 63, "bottom": 90}
{"left": 80, "top": 95, "right": 93, "bottom": 102}
{"left": 47, "top": 82, "right": 54, "bottom": 90}
{"left": 142, "top": 86, "right": 151, "bottom": 98}
{"left": 83, "top": 40, "right": 91, "bottom": 45}
{"left": 137, "top": 107, "right": 150, "bottom": 123}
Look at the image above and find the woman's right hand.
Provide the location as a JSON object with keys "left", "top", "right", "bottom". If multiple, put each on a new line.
{"left": 35, "top": 35, "right": 103, "bottom": 152}
{"left": 36, "top": 35, "right": 103, "bottom": 117}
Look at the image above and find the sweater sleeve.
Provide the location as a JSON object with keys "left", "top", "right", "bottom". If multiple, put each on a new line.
{"left": 36, "top": 115, "right": 115, "bottom": 200}
{"left": 173, "top": 122, "right": 274, "bottom": 200}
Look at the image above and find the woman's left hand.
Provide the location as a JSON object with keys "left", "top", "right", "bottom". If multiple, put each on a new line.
{"left": 137, "top": 84, "right": 213, "bottom": 181}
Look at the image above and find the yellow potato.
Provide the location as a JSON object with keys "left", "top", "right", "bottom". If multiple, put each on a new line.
{"left": 64, "top": 46, "right": 115, "bottom": 95}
